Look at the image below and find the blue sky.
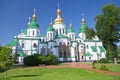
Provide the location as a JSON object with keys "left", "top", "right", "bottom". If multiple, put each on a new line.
{"left": 0, "top": 0, "right": 120, "bottom": 46}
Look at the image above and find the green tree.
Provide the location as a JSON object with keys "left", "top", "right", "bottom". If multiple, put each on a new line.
{"left": 85, "top": 26, "right": 95, "bottom": 39}
{"left": 95, "top": 4, "right": 120, "bottom": 60}
{"left": 0, "top": 46, "right": 13, "bottom": 78}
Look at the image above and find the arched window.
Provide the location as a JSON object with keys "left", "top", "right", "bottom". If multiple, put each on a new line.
{"left": 43, "top": 39, "right": 45, "bottom": 42}
{"left": 82, "top": 56, "right": 83, "bottom": 59}
{"left": 33, "top": 43, "right": 37, "bottom": 48}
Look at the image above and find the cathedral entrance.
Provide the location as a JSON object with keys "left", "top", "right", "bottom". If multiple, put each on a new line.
{"left": 59, "top": 42, "right": 70, "bottom": 62}
{"left": 63, "top": 51, "right": 67, "bottom": 61}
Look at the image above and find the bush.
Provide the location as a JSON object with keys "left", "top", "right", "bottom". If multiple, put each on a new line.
{"left": 100, "top": 65, "right": 109, "bottom": 71}
{"left": 24, "top": 54, "right": 58, "bottom": 66}
{"left": 0, "top": 66, "right": 5, "bottom": 72}
{"left": 24, "top": 54, "right": 39, "bottom": 66}
{"left": 46, "top": 54, "right": 58, "bottom": 65}
{"left": 99, "top": 58, "right": 108, "bottom": 63}
{"left": 38, "top": 55, "right": 47, "bottom": 64}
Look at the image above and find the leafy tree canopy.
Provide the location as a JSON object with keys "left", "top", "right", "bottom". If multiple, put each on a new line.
{"left": 85, "top": 26, "right": 95, "bottom": 39}
{"left": 95, "top": 4, "right": 120, "bottom": 60}
{"left": 95, "top": 4, "right": 120, "bottom": 47}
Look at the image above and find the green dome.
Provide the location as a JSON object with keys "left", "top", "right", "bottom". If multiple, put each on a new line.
{"left": 47, "top": 26, "right": 55, "bottom": 31}
{"left": 23, "top": 29, "right": 27, "bottom": 35}
{"left": 29, "top": 20, "right": 39, "bottom": 28}
{"left": 80, "top": 24, "right": 87, "bottom": 32}
{"left": 67, "top": 27, "right": 75, "bottom": 33}
{"left": 7, "top": 39, "right": 18, "bottom": 46}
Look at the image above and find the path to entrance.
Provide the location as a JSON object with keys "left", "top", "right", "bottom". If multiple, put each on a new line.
{"left": 46, "top": 62, "right": 120, "bottom": 76}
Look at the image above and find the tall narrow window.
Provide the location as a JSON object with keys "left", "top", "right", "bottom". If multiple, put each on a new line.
{"left": 56, "top": 29, "right": 58, "bottom": 35}
{"left": 60, "top": 52, "right": 62, "bottom": 57}
{"left": 59, "top": 29, "right": 61, "bottom": 34}
{"left": 33, "top": 31, "right": 34, "bottom": 36}
{"left": 87, "top": 45, "right": 89, "bottom": 49}
{"left": 22, "top": 43, "right": 24, "bottom": 48}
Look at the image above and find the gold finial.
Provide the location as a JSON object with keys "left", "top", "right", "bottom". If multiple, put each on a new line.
{"left": 27, "top": 16, "right": 31, "bottom": 26}
{"left": 81, "top": 13, "right": 85, "bottom": 24}
{"left": 54, "top": 4, "right": 64, "bottom": 24}
{"left": 50, "top": 18, "right": 53, "bottom": 27}
{"left": 69, "top": 23, "right": 72, "bottom": 28}
{"left": 32, "top": 8, "right": 36, "bottom": 20}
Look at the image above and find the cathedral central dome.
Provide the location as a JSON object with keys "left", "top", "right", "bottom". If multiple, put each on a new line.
{"left": 54, "top": 8, "right": 64, "bottom": 24}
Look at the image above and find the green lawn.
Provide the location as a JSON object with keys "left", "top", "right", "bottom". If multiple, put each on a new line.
{"left": 80, "top": 62, "right": 120, "bottom": 73}
{"left": 0, "top": 67, "right": 120, "bottom": 80}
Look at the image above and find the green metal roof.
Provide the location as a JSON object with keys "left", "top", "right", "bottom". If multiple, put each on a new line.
{"left": 7, "top": 39, "right": 18, "bottom": 46}
{"left": 53, "top": 45, "right": 59, "bottom": 48}
{"left": 23, "top": 29, "right": 27, "bottom": 35}
{"left": 84, "top": 39, "right": 101, "bottom": 42}
{"left": 80, "top": 24, "right": 87, "bottom": 32}
{"left": 47, "top": 26, "right": 55, "bottom": 31}
{"left": 19, "top": 53, "right": 26, "bottom": 57}
{"left": 67, "top": 27, "right": 75, "bottom": 33}
{"left": 57, "top": 34, "right": 68, "bottom": 39}
{"left": 29, "top": 20, "right": 39, "bottom": 28}
{"left": 76, "top": 36, "right": 80, "bottom": 39}
{"left": 90, "top": 46, "right": 97, "bottom": 52}
{"left": 85, "top": 52, "right": 93, "bottom": 56}
{"left": 98, "top": 46, "right": 105, "bottom": 52}
{"left": 40, "top": 35, "right": 46, "bottom": 37}
{"left": 47, "top": 40, "right": 56, "bottom": 42}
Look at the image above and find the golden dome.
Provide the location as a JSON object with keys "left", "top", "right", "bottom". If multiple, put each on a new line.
{"left": 81, "top": 13, "right": 86, "bottom": 24}
{"left": 32, "top": 9, "right": 36, "bottom": 20}
{"left": 54, "top": 8, "right": 64, "bottom": 24}
{"left": 50, "top": 22, "right": 53, "bottom": 27}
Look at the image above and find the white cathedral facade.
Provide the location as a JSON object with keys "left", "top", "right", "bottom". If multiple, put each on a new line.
{"left": 7, "top": 7, "right": 106, "bottom": 63}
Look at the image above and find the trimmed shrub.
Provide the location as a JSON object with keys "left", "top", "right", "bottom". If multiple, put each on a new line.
{"left": 23, "top": 54, "right": 39, "bottom": 66}
{"left": 99, "top": 58, "right": 108, "bottom": 63}
{"left": 46, "top": 54, "right": 58, "bottom": 65}
{"left": 24, "top": 54, "right": 58, "bottom": 66}
{"left": 100, "top": 65, "right": 109, "bottom": 71}
{"left": 38, "top": 55, "right": 47, "bottom": 64}
{"left": 38, "top": 54, "right": 58, "bottom": 65}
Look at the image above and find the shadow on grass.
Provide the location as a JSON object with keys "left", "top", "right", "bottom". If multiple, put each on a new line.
{"left": 11, "top": 74, "right": 40, "bottom": 78}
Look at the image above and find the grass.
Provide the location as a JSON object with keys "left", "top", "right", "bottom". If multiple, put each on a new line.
{"left": 0, "top": 67, "right": 120, "bottom": 80}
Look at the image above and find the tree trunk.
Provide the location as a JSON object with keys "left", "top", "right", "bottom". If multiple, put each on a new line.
{"left": 114, "top": 58, "right": 118, "bottom": 64}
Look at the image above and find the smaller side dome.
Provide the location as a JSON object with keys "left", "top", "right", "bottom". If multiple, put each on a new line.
{"left": 47, "top": 22, "right": 55, "bottom": 31}
{"left": 29, "top": 9, "right": 39, "bottom": 28}
{"left": 67, "top": 23, "right": 75, "bottom": 33}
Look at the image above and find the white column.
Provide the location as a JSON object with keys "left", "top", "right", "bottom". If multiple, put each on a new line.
{"left": 52, "top": 33, "right": 53, "bottom": 40}
{"left": 48, "top": 33, "right": 50, "bottom": 40}
{"left": 58, "top": 29, "right": 60, "bottom": 35}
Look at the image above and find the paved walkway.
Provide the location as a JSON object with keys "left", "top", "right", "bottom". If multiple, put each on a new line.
{"left": 45, "top": 62, "right": 120, "bottom": 76}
